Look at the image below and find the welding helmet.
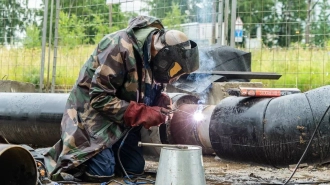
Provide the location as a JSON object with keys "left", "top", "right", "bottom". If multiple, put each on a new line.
{"left": 152, "top": 30, "right": 199, "bottom": 83}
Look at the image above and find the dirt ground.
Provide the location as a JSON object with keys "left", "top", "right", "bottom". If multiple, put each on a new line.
{"left": 200, "top": 155, "right": 330, "bottom": 185}
{"left": 143, "top": 155, "right": 330, "bottom": 185}
{"left": 58, "top": 155, "right": 330, "bottom": 185}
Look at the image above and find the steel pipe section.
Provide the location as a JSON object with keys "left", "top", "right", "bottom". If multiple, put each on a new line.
{"left": 209, "top": 85, "right": 330, "bottom": 167}
{"left": 0, "top": 144, "right": 38, "bottom": 185}
{"left": 168, "top": 104, "right": 215, "bottom": 154}
{"left": 0, "top": 93, "right": 68, "bottom": 146}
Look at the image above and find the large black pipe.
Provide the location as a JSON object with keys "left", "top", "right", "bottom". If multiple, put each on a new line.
{"left": 0, "top": 93, "right": 198, "bottom": 147}
{"left": 209, "top": 85, "right": 330, "bottom": 167}
{"left": 0, "top": 93, "right": 68, "bottom": 146}
{"left": 1, "top": 86, "right": 330, "bottom": 167}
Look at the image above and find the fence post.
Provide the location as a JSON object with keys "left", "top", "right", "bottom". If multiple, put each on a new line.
{"left": 51, "top": 0, "right": 60, "bottom": 93}
{"left": 230, "top": 0, "right": 237, "bottom": 47}
{"left": 211, "top": 0, "right": 217, "bottom": 44}
{"left": 46, "top": 0, "right": 54, "bottom": 93}
{"left": 217, "top": 0, "right": 223, "bottom": 45}
{"left": 224, "top": 0, "right": 229, "bottom": 45}
{"left": 40, "top": 0, "right": 49, "bottom": 92}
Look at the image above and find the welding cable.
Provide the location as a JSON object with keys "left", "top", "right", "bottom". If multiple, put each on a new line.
{"left": 100, "top": 180, "right": 125, "bottom": 185}
{"left": 101, "top": 128, "right": 133, "bottom": 185}
{"left": 283, "top": 105, "right": 330, "bottom": 185}
{"left": 108, "top": 127, "right": 155, "bottom": 185}
{"left": 118, "top": 127, "right": 134, "bottom": 183}
{"left": 123, "top": 175, "right": 155, "bottom": 184}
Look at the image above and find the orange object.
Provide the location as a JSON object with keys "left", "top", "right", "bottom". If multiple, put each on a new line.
{"left": 39, "top": 169, "right": 45, "bottom": 177}
{"left": 229, "top": 87, "right": 301, "bottom": 97}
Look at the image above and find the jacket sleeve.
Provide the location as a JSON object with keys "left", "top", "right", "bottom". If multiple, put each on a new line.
{"left": 89, "top": 36, "right": 137, "bottom": 125}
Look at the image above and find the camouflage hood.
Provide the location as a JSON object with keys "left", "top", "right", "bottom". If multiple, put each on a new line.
{"left": 127, "top": 15, "right": 164, "bottom": 31}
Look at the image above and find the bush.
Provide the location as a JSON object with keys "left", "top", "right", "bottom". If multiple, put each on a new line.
{"left": 23, "top": 25, "right": 41, "bottom": 48}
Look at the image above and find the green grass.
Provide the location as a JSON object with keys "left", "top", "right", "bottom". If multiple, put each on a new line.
{"left": 0, "top": 46, "right": 329, "bottom": 92}
{"left": 0, "top": 45, "right": 93, "bottom": 92}
{"left": 248, "top": 47, "right": 330, "bottom": 91}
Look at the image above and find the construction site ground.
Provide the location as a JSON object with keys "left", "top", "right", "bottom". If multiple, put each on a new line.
{"left": 60, "top": 155, "right": 330, "bottom": 185}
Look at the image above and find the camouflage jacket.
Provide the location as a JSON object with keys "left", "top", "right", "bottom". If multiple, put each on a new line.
{"left": 43, "top": 16, "right": 164, "bottom": 177}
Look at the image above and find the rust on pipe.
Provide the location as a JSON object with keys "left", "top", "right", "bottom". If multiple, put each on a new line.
{"left": 0, "top": 144, "right": 38, "bottom": 185}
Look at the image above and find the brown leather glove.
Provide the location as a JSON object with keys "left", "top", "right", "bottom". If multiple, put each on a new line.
{"left": 124, "top": 101, "right": 170, "bottom": 129}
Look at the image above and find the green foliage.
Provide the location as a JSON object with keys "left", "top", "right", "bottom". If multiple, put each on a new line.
{"left": 23, "top": 25, "right": 41, "bottom": 48}
{"left": 238, "top": 0, "right": 307, "bottom": 47}
{"left": 237, "top": 0, "right": 274, "bottom": 40}
{"left": 274, "top": 0, "right": 307, "bottom": 47}
{"left": 24, "top": 67, "right": 40, "bottom": 84}
{"left": 88, "top": 14, "right": 111, "bottom": 43}
{"left": 88, "top": 13, "right": 125, "bottom": 44}
{"left": 58, "top": 12, "right": 87, "bottom": 48}
{"left": 42, "top": 0, "right": 128, "bottom": 45}
{"left": 162, "top": 3, "right": 185, "bottom": 30}
{"left": 311, "top": 0, "right": 330, "bottom": 47}
{"left": 0, "top": 0, "right": 38, "bottom": 44}
{"left": 143, "top": 0, "right": 200, "bottom": 22}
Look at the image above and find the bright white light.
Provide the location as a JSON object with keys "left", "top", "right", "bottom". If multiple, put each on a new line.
{"left": 193, "top": 111, "right": 204, "bottom": 121}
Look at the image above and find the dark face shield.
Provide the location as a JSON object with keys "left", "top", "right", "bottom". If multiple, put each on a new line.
{"left": 152, "top": 40, "right": 199, "bottom": 83}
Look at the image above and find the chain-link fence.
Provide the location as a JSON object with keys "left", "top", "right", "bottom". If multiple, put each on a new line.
{"left": 0, "top": 0, "right": 329, "bottom": 92}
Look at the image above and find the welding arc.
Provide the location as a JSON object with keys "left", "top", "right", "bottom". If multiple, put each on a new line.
{"left": 283, "top": 105, "right": 330, "bottom": 185}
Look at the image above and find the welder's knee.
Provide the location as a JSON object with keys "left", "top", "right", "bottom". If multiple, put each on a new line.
{"left": 85, "top": 147, "right": 116, "bottom": 176}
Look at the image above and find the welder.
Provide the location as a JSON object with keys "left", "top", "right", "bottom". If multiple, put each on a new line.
{"left": 42, "top": 15, "right": 199, "bottom": 182}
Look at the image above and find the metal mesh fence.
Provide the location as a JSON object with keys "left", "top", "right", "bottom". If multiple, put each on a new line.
{"left": 0, "top": 0, "right": 329, "bottom": 92}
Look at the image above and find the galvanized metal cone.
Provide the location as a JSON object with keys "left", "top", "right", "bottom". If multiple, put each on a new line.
{"left": 155, "top": 145, "right": 206, "bottom": 185}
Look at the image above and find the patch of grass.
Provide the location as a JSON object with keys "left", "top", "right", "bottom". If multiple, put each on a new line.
{"left": 0, "top": 46, "right": 329, "bottom": 92}
{"left": 249, "top": 47, "right": 330, "bottom": 92}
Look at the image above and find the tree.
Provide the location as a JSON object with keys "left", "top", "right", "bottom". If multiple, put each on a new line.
{"left": 143, "top": 0, "right": 202, "bottom": 23}
{"left": 41, "top": 0, "right": 128, "bottom": 45}
{"left": 58, "top": 12, "right": 86, "bottom": 48}
{"left": 237, "top": 0, "right": 274, "bottom": 43}
{"left": 23, "top": 24, "right": 41, "bottom": 48}
{"left": 162, "top": 3, "right": 185, "bottom": 30}
{"left": 237, "top": 0, "right": 307, "bottom": 47}
{"left": 0, "top": 0, "right": 37, "bottom": 44}
{"left": 275, "top": 0, "right": 307, "bottom": 47}
{"left": 310, "top": 0, "right": 330, "bottom": 47}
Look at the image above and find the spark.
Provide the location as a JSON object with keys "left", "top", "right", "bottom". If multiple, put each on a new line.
{"left": 193, "top": 110, "right": 204, "bottom": 121}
